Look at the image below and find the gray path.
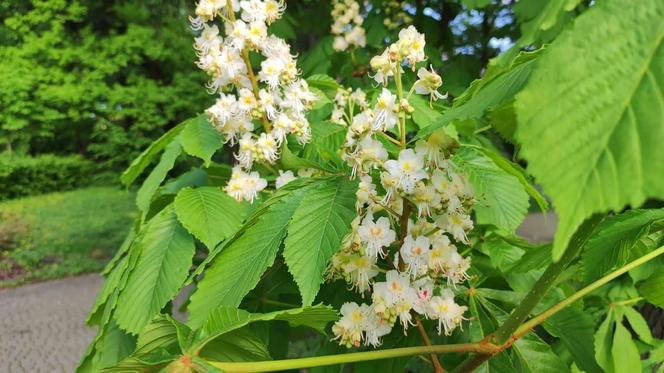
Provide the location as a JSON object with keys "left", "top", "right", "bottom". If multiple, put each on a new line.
{"left": 0, "top": 273, "right": 103, "bottom": 373}
{"left": 0, "top": 213, "right": 556, "bottom": 373}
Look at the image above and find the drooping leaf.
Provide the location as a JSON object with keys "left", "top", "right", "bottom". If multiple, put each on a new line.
{"left": 283, "top": 177, "right": 357, "bottom": 305}
{"left": 193, "top": 304, "right": 338, "bottom": 352}
{"left": 187, "top": 186, "right": 310, "bottom": 327}
{"left": 136, "top": 138, "right": 182, "bottom": 213}
{"left": 121, "top": 119, "right": 188, "bottom": 186}
{"left": 199, "top": 328, "right": 272, "bottom": 362}
{"left": 174, "top": 187, "right": 249, "bottom": 249}
{"left": 581, "top": 209, "right": 664, "bottom": 283}
{"left": 456, "top": 147, "right": 529, "bottom": 232}
{"left": 115, "top": 205, "right": 195, "bottom": 334}
{"left": 543, "top": 308, "right": 602, "bottom": 373}
{"left": 515, "top": 0, "right": 664, "bottom": 259}
{"left": 180, "top": 115, "right": 223, "bottom": 166}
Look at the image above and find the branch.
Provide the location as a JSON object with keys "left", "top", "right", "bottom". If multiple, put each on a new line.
{"left": 456, "top": 244, "right": 664, "bottom": 372}
{"left": 415, "top": 314, "right": 446, "bottom": 373}
{"left": 207, "top": 343, "right": 499, "bottom": 373}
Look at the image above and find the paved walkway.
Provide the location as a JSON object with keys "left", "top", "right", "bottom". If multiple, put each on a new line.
{"left": 0, "top": 273, "right": 103, "bottom": 373}
{"left": 0, "top": 213, "right": 557, "bottom": 373}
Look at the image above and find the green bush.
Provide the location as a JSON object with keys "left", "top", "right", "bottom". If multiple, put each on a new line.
{"left": 0, "top": 154, "right": 94, "bottom": 200}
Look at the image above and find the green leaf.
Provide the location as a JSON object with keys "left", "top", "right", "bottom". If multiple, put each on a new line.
{"left": 120, "top": 119, "right": 188, "bottom": 186}
{"left": 612, "top": 322, "right": 642, "bottom": 372}
{"left": 621, "top": 306, "right": 655, "bottom": 345}
{"left": 478, "top": 148, "right": 548, "bottom": 212}
{"left": 115, "top": 205, "right": 195, "bottom": 334}
{"left": 194, "top": 304, "right": 337, "bottom": 352}
{"left": 581, "top": 209, "right": 664, "bottom": 283}
{"left": 594, "top": 310, "right": 616, "bottom": 373}
{"left": 456, "top": 147, "right": 529, "bottom": 232}
{"left": 180, "top": 115, "right": 223, "bottom": 166}
{"left": 136, "top": 137, "right": 182, "bottom": 213}
{"left": 187, "top": 186, "right": 310, "bottom": 327}
{"left": 418, "top": 50, "right": 541, "bottom": 139}
{"left": 174, "top": 187, "right": 249, "bottom": 249}
{"left": 638, "top": 269, "right": 664, "bottom": 308}
{"left": 87, "top": 254, "right": 131, "bottom": 326}
{"left": 306, "top": 74, "right": 339, "bottom": 99}
{"left": 280, "top": 142, "right": 325, "bottom": 171}
{"left": 515, "top": 0, "right": 664, "bottom": 259}
{"left": 409, "top": 95, "right": 443, "bottom": 129}
{"left": 284, "top": 177, "right": 357, "bottom": 305}
{"left": 543, "top": 308, "right": 602, "bottom": 373}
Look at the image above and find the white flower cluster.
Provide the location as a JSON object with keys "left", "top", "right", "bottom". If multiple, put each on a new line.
{"left": 329, "top": 26, "right": 472, "bottom": 348}
{"left": 191, "top": 0, "right": 317, "bottom": 202}
{"left": 330, "top": 0, "right": 367, "bottom": 52}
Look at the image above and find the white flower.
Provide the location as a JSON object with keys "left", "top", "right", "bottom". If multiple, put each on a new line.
{"left": 259, "top": 57, "right": 285, "bottom": 88}
{"left": 427, "top": 289, "right": 467, "bottom": 335}
{"left": 256, "top": 132, "right": 279, "bottom": 163}
{"left": 436, "top": 212, "right": 473, "bottom": 244}
{"left": 235, "top": 133, "right": 256, "bottom": 169}
{"left": 357, "top": 136, "right": 388, "bottom": 170}
{"left": 343, "top": 254, "right": 378, "bottom": 293}
{"left": 333, "top": 36, "right": 349, "bottom": 51}
{"left": 206, "top": 94, "right": 237, "bottom": 128}
{"left": 237, "top": 88, "right": 258, "bottom": 113}
{"left": 411, "top": 277, "right": 434, "bottom": 314}
{"left": 275, "top": 170, "right": 296, "bottom": 188}
{"left": 372, "top": 270, "right": 417, "bottom": 330}
{"left": 258, "top": 89, "right": 279, "bottom": 119}
{"left": 414, "top": 65, "right": 446, "bottom": 100}
{"left": 194, "top": 24, "right": 221, "bottom": 53}
{"left": 332, "top": 302, "right": 367, "bottom": 348}
{"left": 364, "top": 310, "right": 392, "bottom": 347}
{"left": 370, "top": 49, "right": 394, "bottom": 85}
{"left": 395, "top": 26, "right": 425, "bottom": 66}
{"left": 358, "top": 216, "right": 396, "bottom": 258}
{"left": 271, "top": 113, "right": 293, "bottom": 144}
{"left": 224, "top": 167, "right": 267, "bottom": 202}
{"left": 383, "top": 149, "right": 428, "bottom": 194}
{"left": 373, "top": 88, "right": 398, "bottom": 131}
{"left": 412, "top": 183, "right": 441, "bottom": 217}
{"left": 400, "top": 235, "right": 431, "bottom": 278}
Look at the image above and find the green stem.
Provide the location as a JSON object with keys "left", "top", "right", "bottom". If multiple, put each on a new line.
{"left": 611, "top": 296, "right": 645, "bottom": 307}
{"left": 207, "top": 343, "right": 497, "bottom": 372}
{"left": 394, "top": 63, "right": 406, "bottom": 148}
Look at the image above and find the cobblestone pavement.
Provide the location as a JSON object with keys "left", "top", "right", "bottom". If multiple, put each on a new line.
{"left": 0, "top": 213, "right": 557, "bottom": 373}
{"left": 0, "top": 273, "right": 103, "bottom": 373}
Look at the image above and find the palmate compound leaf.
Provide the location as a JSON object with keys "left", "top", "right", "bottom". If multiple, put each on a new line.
{"left": 515, "top": 0, "right": 664, "bottom": 259}
{"left": 187, "top": 183, "right": 312, "bottom": 328}
{"left": 580, "top": 209, "right": 664, "bottom": 283}
{"left": 115, "top": 205, "right": 195, "bottom": 334}
{"left": 455, "top": 147, "right": 530, "bottom": 232}
{"left": 174, "top": 187, "right": 249, "bottom": 250}
{"left": 180, "top": 114, "right": 224, "bottom": 167}
{"left": 283, "top": 177, "right": 358, "bottom": 305}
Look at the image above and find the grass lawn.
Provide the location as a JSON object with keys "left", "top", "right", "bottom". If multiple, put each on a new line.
{"left": 0, "top": 187, "right": 136, "bottom": 287}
